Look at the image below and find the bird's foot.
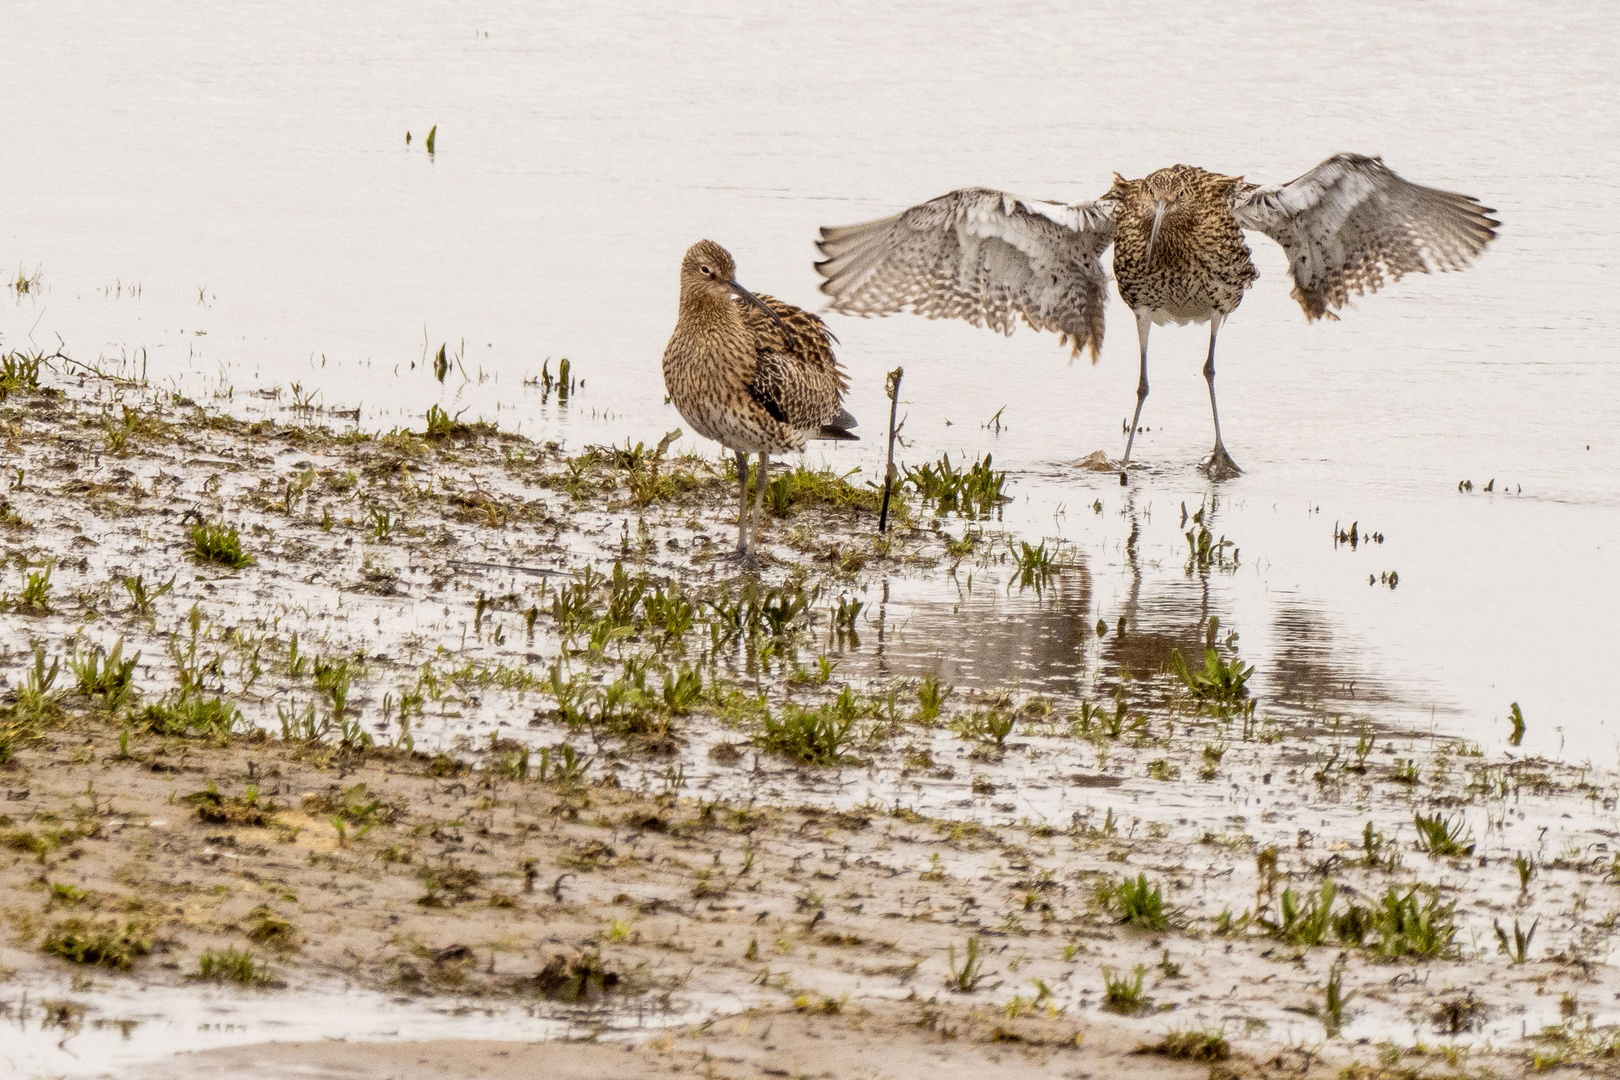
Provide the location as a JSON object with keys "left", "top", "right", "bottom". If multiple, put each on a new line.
{"left": 717, "top": 546, "right": 760, "bottom": 571}
{"left": 1200, "top": 444, "right": 1243, "bottom": 481}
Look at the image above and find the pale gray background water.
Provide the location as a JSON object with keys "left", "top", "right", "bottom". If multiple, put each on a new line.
{"left": 4, "top": 0, "right": 1618, "bottom": 757}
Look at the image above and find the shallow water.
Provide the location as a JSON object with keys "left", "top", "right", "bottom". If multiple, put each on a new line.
{"left": 0, "top": 979, "right": 732, "bottom": 1078}
{"left": 4, "top": 5, "right": 1619, "bottom": 762}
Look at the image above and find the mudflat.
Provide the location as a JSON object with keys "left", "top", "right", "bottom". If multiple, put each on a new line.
{"left": 2, "top": 362, "right": 1616, "bottom": 1079}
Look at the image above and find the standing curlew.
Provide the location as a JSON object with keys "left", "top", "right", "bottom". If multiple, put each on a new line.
{"left": 663, "top": 240, "right": 857, "bottom": 560}
{"left": 814, "top": 154, "right": 1498, "bottom": 483}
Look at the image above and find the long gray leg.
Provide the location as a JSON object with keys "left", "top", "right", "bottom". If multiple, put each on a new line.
{"left": 752, "top": 451, "right": 769, "bottom": 551}
{"left": 735, "top": 449, "right": 750, "bottom": 555}
{"left": 1200, "top": 314, "right": 1242, "bottom": 480}
{"left": 1119, "top": 310, "right": 1152, "bottom": 486}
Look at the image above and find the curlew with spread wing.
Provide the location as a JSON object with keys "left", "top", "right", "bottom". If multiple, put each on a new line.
{"left": 815, "top": 154, "right": 1498, "bottom": 482}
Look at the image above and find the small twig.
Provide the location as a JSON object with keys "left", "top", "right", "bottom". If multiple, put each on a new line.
{"left": 447, "top": 560, "right": 565, "bottom": 578}
{"left": 878, "top": 367, "right": 904, "bottom": 534}
{"left": 549, "top": 872, "right": 575, "bottom": 902}
{"left": 654, "top": 427, "right": 683, "bottom": 459}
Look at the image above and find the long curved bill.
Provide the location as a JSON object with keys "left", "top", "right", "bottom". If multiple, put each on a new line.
{"left": 1145, "top": 200, "right": 1168, "bottom": 270}
{"left": 729, "top": 279, "right": 789, "bottom": 334}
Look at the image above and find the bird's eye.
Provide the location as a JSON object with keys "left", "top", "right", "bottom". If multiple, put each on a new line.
{"left": 700, "top": 266, "right": 713, "bottom": 277}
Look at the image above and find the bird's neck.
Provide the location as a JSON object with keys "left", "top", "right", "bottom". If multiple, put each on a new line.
{"left": 677, "top": 286, "right": 747, "bottom": 339}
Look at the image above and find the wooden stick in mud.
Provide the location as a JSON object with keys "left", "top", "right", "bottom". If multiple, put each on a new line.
{"left": 878, "top": 367, "right": 903, "bottom": 534}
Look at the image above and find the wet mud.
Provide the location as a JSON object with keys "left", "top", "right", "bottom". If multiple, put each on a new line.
{"left": 2, "top": 363, "right": 1619, "bottom": 1079}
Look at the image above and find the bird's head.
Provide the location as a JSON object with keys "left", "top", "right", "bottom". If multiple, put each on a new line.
{"left": 1142, "top": 168, "right": 1191, "bottom": 270}
{"left": 681, "top": 240, "right": 738, "bottom": 298}
{"left": 679, "top": 240, "right": 786, "bottom": 331}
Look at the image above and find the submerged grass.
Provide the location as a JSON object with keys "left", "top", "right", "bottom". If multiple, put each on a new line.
{"left": 904, "top": 452, "right": 1008, "bottom": 518}
{"left": 1170, "top": 647, "right": 1252, "bottom": 706}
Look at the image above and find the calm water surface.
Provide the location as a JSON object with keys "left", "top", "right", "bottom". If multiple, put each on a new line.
{"left": 4, "top": 1, "right": 1619, "bottom": 757}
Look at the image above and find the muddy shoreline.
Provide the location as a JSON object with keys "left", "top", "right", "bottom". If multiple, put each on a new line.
{"left": 3, "top": 358, "right": 1620, "bottom": 1078}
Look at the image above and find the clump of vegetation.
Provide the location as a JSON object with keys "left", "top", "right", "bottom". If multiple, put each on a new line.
{"left": 184, "top": 782, "right": 277, "bottom": 827}
{"left": 0, "top": 496, "right": 27, "bottom": 530}
{"left": 0, "top": 349, "right": 45, "bottom": 400}
{"left": 191, "top": 519, "right": 255, "bottom": 568}
{"left": 1319, "top": 962, "right": 1352, "bottom": 1036}
{"left": 1139, "top": 1028, "right": 1230, "bottom": 1062}
{"left": 194, "top": 947, "right": 276, "bottom": 985}
{"left": 1011, "top": 539, "right": 1059, "bottom": 590}
{"left": 1494, "top": 917, "right": 1537, "bottom": 964}
{"left": 139, "top": 693, "right": 245, "bottom": 740}
{"left": 104, "top": 404, "right": 169, "bottom": 455}
{"left": 49, "top": 882, "right": 87, "bottom": 906}
{"left": 946, "top": 936, "right": 997, "bottom": 993}
{"left": 303, "top": 783, "right": 400, "bottom": 832}
{"left": 1170, "top": 647, "right": 1252, "bottom": 707}
{"left": 11, "top": 564, "right": 53, "bottom": 613}
{"left": 1109, "top": 874, "right": 1169, "bottom": 931}
{"left": 916, "top": 675, "right": 952, "bottom": 721}
{"left": 42, "top": 918, "right": 152, "bottom": 970}
{"left": 1147, "top": 758, "right": 1180, "bottom": 781}
{"left": 953, "top": 709, "right": 1014, "bottom": 750}
{"left": 7, "top": 650, "right": 63, "bottom": 728}
{"left": 1101, "top": 964, "right": 1150, "bottom": 1014}
{"left": 417, "top": 860, "right": 482, "bottom": 907}
{"left": 1413, "top": 811, "right": 1474, "bottom": 857}
{"left": 528, "top": 356, "right": 577, "bottom": 403}
{"left": 763, "top": 462, "right": 882, "bottom": 517}
{"left": 1334, "top": 885, "right": 1458, "bottom": 959}
{"left": 70, "top": 638, "right": 140, "bottom": 710}
{"left": 757, "top": 701, "right": 858, "bottom": 766}
{"left": 1262, "top": 882, "right": 1337, "bottom": 946}
{"left": 421, "top": 404, "right": 496, "bottom": 442}
{"left": 1431, "top": 992, "right": 1491, "bottom": 1035}
{"left": 1183, "top": 501, "right": 1238, "bottom": 573}
{"left": 905, "top": 452, "right": 1008, "bottom": 518}
{"left": 535, "top": 950, "right": 621, "bottom": 1002}
{"left": 243, "top": 906, "right": 298, "bottom": 950}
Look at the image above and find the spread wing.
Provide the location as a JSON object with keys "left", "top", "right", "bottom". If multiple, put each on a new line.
{"left": 815, "top": 188, "right": 1118, "bottom": 360}
{"left": 1231, "top": 154, "right": 1498, "bottom": 320}
{"left": 738, "top": 294, "right": 852, "bottom": 432}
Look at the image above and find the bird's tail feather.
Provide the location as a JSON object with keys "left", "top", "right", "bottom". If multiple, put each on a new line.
{"left": 816, "top": 425, "right": 859, "bottom": 442}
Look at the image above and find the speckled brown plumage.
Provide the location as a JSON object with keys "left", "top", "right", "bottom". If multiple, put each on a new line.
{"left": 1107, "top": 165, "right": 1257, "bottom": 324}
{"left": 815, "top": 153, "right": 1498, "bottom": 481}
{"left": 663, "top": 239, "right": 856, "bottom": 558}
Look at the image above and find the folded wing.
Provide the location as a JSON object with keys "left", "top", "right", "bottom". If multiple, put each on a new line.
{"left": 1231, "top": 154, "right": 1498, "bottom": 320}
{"left": 815, "top": 188, "right": 1118, "bottom": 360}
{"left": 739, "top": 294, "right": 854, "bottom": 435}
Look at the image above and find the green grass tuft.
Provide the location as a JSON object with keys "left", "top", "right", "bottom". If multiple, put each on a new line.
{"left": 191, "top": 519, "right": 255, "bottom": 569}
{"left": 1111, "top": 874, "right": 1169, "bottom": 931}
{"left": 42, "top": 918, "right": 152, "bottom": 970}
{"left": 195, "top": 947, "right": 275, "bottom": 984}
{"left": 757, "top": 703, "right": 857, "bottom": 766}
{"left": 1101, "top": 964, "right": 1150, "bottom": 1014}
